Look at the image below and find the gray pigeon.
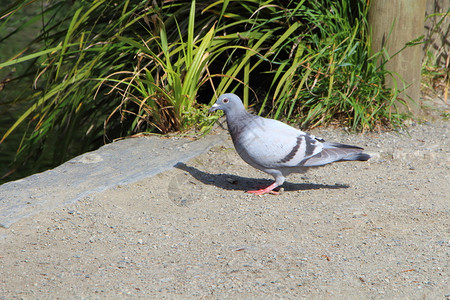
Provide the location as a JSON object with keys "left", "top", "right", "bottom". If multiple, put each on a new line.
{"left": 209, "top": 93, "right": 371, "bottom": 195}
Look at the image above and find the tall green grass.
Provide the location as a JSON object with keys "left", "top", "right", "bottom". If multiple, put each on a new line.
{"left": 1, "top": 0, "right": 408, "bottom": 182}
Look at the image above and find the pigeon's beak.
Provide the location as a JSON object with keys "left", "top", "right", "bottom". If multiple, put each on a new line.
{"left": 208, "top": 103, "right": 220, "bottom": 113}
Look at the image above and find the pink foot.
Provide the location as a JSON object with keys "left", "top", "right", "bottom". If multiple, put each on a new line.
{"left": 247, "top": 182, "right": 279, "bottom": 195}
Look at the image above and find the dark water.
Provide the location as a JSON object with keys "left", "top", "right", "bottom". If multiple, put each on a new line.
{"left": 0, "top": 2, "right": 51, "bottom": 183}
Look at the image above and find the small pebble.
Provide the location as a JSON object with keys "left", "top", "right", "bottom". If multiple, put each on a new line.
{"left": 226, "top": 178, "right": 237, "bottom": 184}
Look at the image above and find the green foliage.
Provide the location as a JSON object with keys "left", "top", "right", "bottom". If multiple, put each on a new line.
{"left": 102, "top": 1, "right": 224, "bottom": 134}
{"left": 1, "top": 0, "right": 409, "bottom": 182}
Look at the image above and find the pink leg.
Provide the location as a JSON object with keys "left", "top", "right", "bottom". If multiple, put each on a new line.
{"left": 247, "top": 182, "right": 279, "bottom": 195}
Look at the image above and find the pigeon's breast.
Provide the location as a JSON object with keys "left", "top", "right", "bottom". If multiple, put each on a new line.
{"left": 233, "top": 126, "right": 298, "bottom": 169}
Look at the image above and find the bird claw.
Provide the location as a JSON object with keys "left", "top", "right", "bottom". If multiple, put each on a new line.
{"left": 247, "top": 189, "right": 279, "bottom": 195}
{"left": 246, "top": 182, "right": 280, "bottom": 195}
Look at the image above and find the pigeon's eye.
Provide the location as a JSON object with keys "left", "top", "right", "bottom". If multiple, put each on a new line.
{"left": 222, "top": 98, "right": 229, "bottom": 104}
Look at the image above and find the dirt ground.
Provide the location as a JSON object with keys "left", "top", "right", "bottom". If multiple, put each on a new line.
{"left": 0, "top": 117, "right": 449, "bottom": 298}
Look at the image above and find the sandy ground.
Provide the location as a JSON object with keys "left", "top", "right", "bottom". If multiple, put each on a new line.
{"left": 0, "top": 118, "right": 449, "bottom": 299}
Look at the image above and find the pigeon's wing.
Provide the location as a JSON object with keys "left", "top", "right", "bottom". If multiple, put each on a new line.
{"left": 300, "top": 142, "right": 371, "bottom": 166}
{"left": 236, "top": 117, "right": 323, "bottom": 169}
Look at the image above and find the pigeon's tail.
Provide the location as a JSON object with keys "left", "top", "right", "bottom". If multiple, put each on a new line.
{"left": 322, "top": 141, "right": 363, "bottom": 150}
{"left": 300, "top": 142, "right": 370, "bottom": 167}
{"left": 323, "top": 141, "right": 371, "bottom": 161}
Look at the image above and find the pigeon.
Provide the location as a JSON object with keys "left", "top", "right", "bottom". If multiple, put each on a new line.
{"left": 209, "top": 93, "right": 371, "bottom": 195}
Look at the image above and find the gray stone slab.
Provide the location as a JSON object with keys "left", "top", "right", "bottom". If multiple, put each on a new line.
{"left": 0, "top": 134, "right": 225, "bottom": 228}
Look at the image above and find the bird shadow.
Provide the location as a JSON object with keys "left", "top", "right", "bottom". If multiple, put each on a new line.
{"left": 174, "top": 162, "right": 349, "bottom": 193}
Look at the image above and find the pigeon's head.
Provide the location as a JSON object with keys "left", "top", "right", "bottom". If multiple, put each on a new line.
{"left": 209, "top": 93, "right": 245, "bottom": 115}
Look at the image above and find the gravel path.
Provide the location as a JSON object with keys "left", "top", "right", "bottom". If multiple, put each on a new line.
{"left": 0, "top": 120, "right": 448, "bottom": 299}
